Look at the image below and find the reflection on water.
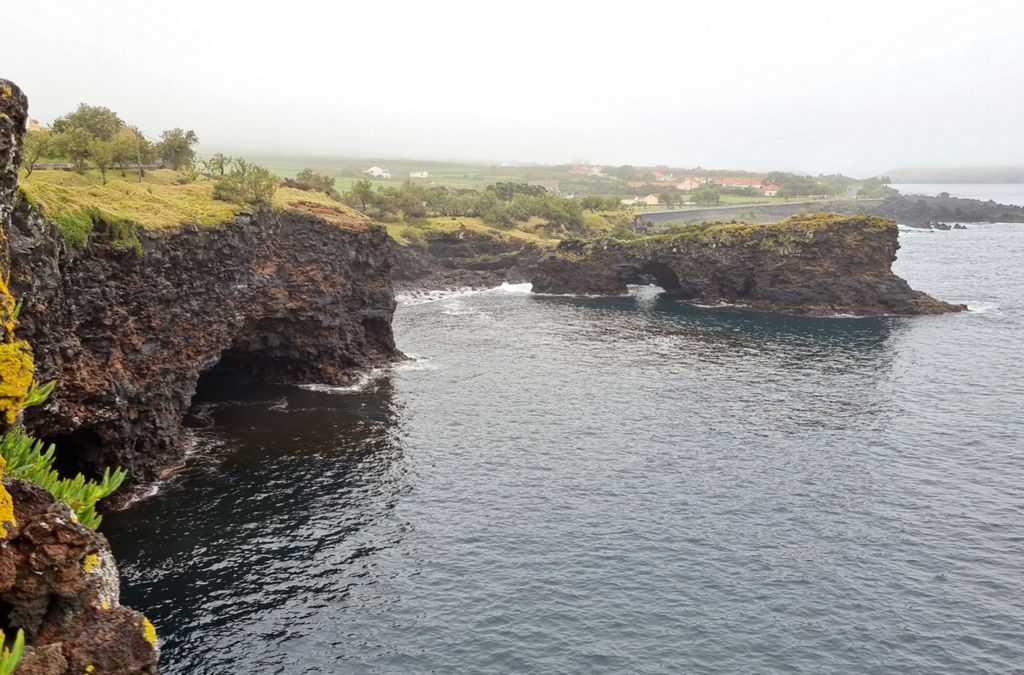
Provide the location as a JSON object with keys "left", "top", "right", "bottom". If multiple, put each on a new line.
{"left": 104, "top": 226, "right": 1024, "bottom": 674}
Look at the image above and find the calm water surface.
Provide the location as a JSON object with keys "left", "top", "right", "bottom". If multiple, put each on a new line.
{"left": 104, "top": 225, "right": 1024, "bottom": 674}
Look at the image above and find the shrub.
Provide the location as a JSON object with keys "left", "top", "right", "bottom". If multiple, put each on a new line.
{"left": 0, "top": 421, "right": 126, "bottom": 529}
{"left": 212, "top": 159, "right": 278, "bottom": 206}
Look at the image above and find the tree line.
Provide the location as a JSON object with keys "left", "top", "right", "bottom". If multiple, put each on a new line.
{"left": 21, "top": 103, "right": 200, "bottom": 183}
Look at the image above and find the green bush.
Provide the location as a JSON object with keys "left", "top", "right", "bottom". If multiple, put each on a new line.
{"left": 1, "top": 423, "right": 126, "bottom": 529}
{"left": 212, "top": 159, "right": 278, "bottom": 206}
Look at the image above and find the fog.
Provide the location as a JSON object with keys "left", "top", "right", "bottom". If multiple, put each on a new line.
{"left": 4, "top": 0, "right": 1023, "bottom": 175}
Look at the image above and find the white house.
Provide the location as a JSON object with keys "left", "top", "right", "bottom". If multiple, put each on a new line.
{"left": 408, "top": 171, "right": 429, "bottom": 178}
{"left": 365, "top": 166, "right": 391, "bottom": 179}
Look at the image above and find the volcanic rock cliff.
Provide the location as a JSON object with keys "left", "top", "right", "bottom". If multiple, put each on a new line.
{"left": 530, "top": 214, "right": 964, "bottom": 316}
{"left": 8, "top": 201, "right": 400, "bottom": 486}
{"left": 2, "top": 79, "right": 159, "bottom": 674}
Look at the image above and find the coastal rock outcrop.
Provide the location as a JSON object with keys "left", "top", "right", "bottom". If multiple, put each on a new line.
{"left": 531, "top": 214, "right": 965, "bottom": 316}
{"left": 2, "top": 77, "right": 158, "bottom": 675}
{"left": 9, "top": 202, "right": 400, "bottom": 485}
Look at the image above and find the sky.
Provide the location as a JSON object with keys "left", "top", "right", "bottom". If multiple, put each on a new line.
{"left": 3, "top": 0, "right": 1023, "bottom": 176}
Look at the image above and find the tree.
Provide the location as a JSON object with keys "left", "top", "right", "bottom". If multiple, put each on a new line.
{"left": 52, "top": 127, "right": 93, "bottom": 172}
{"left": 21, "top": 130, "right": 52, "bottom": 178}
{"left": 51, "top": 103, "right": 124, "bottom": 140}
{"left": 202, "top": 153, "right": 232, "bottom": 177}
{"left": 211, "top": 159, "right": 277, "bottom": 206}
{"left": 348, "top": 178, "right": 375, "bottom": 211}
{"left": 658, "top": 191, "right": 678, "bottom": 209}
{"left": 295, "top": 168, "right": 336, "bottom": 193}
{"left": 88, "top": 138, "right": 114, "bottom": 184}
{"left": 487, "top": 181, "right": 546, "bottom": 202}
{"left": 156, "top": 128, "right": 199, "bottom": 170}
{"left": 110, "top": 128, "right": 141, "bottom": 177}
{"left": 692, "top": 184, "right": 721, "bottom": 206}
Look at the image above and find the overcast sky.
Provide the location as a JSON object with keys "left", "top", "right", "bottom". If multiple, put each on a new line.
{"left": 4, "top": 0, "right": 1023, "bottom": 176}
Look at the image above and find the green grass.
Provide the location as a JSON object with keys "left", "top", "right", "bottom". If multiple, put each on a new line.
{"left": 19, "top": 168, "right": 368, "bottom": 232}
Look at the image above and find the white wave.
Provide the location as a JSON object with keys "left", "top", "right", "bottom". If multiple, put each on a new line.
{"left": 397, "top": 282, "right": 533, "bottom": 307}
{"left": 394, "top": 353, "right": 438, "bottom": 372}
{"left": 298, "top": 368, "right": 384, "bottom": 394}
{"left": 966, "top": 302, "right": 1002, "bottom": 315}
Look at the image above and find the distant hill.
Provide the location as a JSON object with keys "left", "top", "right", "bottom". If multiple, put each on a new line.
{"left": 886, "top": 166, "right": 1024, "bottom": 183}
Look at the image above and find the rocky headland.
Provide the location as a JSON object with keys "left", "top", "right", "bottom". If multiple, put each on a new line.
{"left": 528, "top": 214, "right": 964, "bottom": 316}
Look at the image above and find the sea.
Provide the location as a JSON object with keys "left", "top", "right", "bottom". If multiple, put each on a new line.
{"left": 103, "top": 223, "right": 1024, "bottom": 674}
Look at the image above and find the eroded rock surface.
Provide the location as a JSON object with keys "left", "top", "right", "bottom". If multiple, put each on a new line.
{"left": 9, "top": 203, "right": 400, "bottom": 484}
{"left": 530, "top": 214, "right": 965, "bottom": 316}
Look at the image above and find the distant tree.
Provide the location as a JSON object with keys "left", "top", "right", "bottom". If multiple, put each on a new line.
{"left": 211, "top": 159, "right": 277, "bottom": 206}
{"left": 88, "top": 137, "right": 114, "bottom": 184}
{"left": 21, "top": 129, "right": 52, "bottom": 178}
{"left": 487, "top": 181, "right": 546, "bottom": 202}
{"left": 156, "top": 128, "right": 199, "bottom": 170}
{"left": 202, "top": 153, "right": 233, "bottom": 177}
{"left": 348, "top": 178, "right": 375, "bottom": 211}
{"left": 52, "top": 127, "right": 93, "bottom": 172}
{"left": 692, "top": 184, "right": 721, "bottom": 206}
{"left": 110, "top": 128, "right": 141, "bottom": 177}
{"left": 51, "top": 103, "right": 124, "bottom": 140}
{"left": 295, "top": 168, "right": 336, "bottom": 193}
{"left": 658, "top": 191, "right": 678, "bottom": 208}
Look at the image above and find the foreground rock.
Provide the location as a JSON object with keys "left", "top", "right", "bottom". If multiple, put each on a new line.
{"left": 0, "top": 477, "right": 158, "bottom": 674}
{"left": 9, "top": 202, "right": 400, "bottom": 485}
{"left": 531, "top": 214, "right": 965, "bottom": 316}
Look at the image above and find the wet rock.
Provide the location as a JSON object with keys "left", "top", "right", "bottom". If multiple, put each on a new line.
{"left": 530, "top": 214, "right": 965, "bottom": 316}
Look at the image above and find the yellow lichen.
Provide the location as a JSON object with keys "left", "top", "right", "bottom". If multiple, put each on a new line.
{"left": 100, "top": 599, "right": 111, "bottom": 610}
{"left": 0, "top": 457, "right": 14, "bottom": 538}
{"left": 83, "top": 553, "right": 99, "bottom": 573}
{"left": 141, "top": 617, "right": 157, "bottom": 646}
{"left": 0, "top": 340, "right": 34, "bottom": 424}
{"left": 85, "top": 665, "right": 95, "bottom": 673}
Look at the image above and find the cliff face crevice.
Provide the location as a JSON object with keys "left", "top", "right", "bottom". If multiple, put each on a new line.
{"left": 530, "top": 214, "right": 965, "bottom": 316}
{"left": 9, "top": 202, "right": 400, "bottom": 486}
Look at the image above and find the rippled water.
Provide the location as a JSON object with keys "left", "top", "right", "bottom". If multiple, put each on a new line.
{"left": 103, "top": 225, "right": 1024, "bottom": 674}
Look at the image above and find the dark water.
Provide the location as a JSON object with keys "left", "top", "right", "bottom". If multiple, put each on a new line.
{"left": 104, "top": 225, "right": 1024, "bottom": 674}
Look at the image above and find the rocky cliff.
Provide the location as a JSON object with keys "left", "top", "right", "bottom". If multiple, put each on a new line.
{"left": 2, "top": 78, "right": 158, "bottom": 674}
{"left": 8, "top": 201, "right": 400, "bottom": 486}
{"left": 531, "top": 214, "right": 964, "bottom": 316}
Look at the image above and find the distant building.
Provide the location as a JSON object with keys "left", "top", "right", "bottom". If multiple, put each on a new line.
{"left": 762, "top": 183, "right": 781, "bottom": 197}
{"left": 569, "top": 164, "right": 604, "bottom": 176}
{"left": 27, "top": 118, "right": 48, "bottom": 133}
{"left": 364, "top": 166, "right": 391, "bottom": 179}
{"left": 408, "top": 171, "right": 429, "bottom": 178}
{"left": 713, "top": 177, "right": 762, "bottom": 189}
{"left": 620, "top": 197, "right": 642, "bottom": 206}
{"left": 528, "top": 180, "right": 560, "bottom": 195}
{"left": 676, "top": 176, "right": 705, "bottom": 191}
{"left": 651, "top": 170, "right": 675, "bottom": 181}
{"left": 642, "top": 194, "right": 660, "bottom": 206}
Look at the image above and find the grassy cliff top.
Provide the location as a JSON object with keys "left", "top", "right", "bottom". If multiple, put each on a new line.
{"left": 628, "top": 212, "right": 894, "bottom": 246}
{"left": 19, "top": 169, "right": 368, "bottom": 230}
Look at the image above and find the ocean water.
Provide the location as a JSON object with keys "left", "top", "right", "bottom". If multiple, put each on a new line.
{"left": 892, "top": 183, "right": 1024, "bottom": 207}
{"left": 103, "top": 224, "right": 1024, "bottom": 674}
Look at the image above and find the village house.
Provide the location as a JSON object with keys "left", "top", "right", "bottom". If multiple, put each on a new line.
{"left": 569, "top": 164, "right": 604, "bottom": 176}
{"left": 762, "top": 182, "right": 781, "bottom": 197}
{"left": 651, "top": 170, "right": 675, "bottom": 182}
{"left": 364, "top": 166, "right": 391, "bottom": 179}
{"left": 642, "top": 194, "right": 660, "bottom": 206}
{"left": 620, "top": 196, "right": 642, "bottom": 206}
{"left": 676, "top": 176, "right": 705, "bottom": 191}
{"left": 408, "top": 171, "right": 429, "bottom": 178}
{"left": 27, "top": 118, "right": 48, "bottom": 132}
{"left": 713, "top": 177, "right": 762, "bottom": 189}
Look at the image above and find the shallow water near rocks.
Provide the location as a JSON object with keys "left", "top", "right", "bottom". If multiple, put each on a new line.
{"left": 103, "top": 225, "right": 1024, "bottom": 674}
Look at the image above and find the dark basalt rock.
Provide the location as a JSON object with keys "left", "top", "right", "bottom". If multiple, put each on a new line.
{"left": 0, "top": 478, "right": 159, "bottom": 674}
{"left": 8, "top": 202, "right": 401, "bottom": 486}
{"left": 530, "top": 214, "right": 965, "bottom": 316}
